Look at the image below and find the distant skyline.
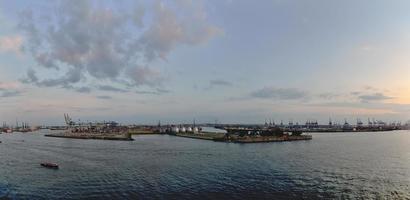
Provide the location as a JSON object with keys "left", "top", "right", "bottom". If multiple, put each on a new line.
{"left": 1, "top": 0, "right": 410, "bottom": 125}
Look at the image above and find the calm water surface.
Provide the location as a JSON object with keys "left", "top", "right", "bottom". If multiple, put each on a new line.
{"left": 0, "top": 130, "right": 409, "bottom": 199}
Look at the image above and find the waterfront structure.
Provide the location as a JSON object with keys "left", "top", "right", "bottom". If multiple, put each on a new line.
{"left": 45, "top": 114, "right": 133, "bottom": 140}
{"left": 216, "top": 117, "right": 405, "bottom": 134}
{"left": 1, "top": 121, "right": 38, "bottom": 133}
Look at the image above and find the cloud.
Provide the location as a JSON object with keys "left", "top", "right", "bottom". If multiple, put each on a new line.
{"left": 210, "top": 79, "right": 232, "bottom": 86}
{"left": 364, "top": 86, "right": 377, "bottom": 91}
{"left": 139, "top": 1, "right": 222, "bottom": 60}
{"left": 135, "top": 88, "right": 171, "bottom": 95}
{"left": 318, "top": 92, "right": 340, "bottom": 100}
{"left": 22, "top": 68, "right": 83, "bottom": 87}
{"left": 21, "top": 69, "right": 92, "bottom": 93}
{"left": 0, "top": 81, "right": 20, "bottom": 90}
{"left": 156, "top": 88, "right": 171, "bottom": 94}
{"left": 22, "top": 68, "right": 38, "bottom": 83}
{"left": 0, "top": 90, "right": 21, "bottom": 98}
{"left": 98, "top": 85, "right": 128, "bottom": 93}
{"left": 34, "top": 53, "right": 58, "bottom": 69}
{"left": 308, "top": 101, "right": 410, "bottom": 116}
{"left": 18, "top": 0, "right": 221, "bottom": 91}
{"left": 0, "top": 81, "right": 23, "bottom": 98}
{"left": 350, "top": 91, "right": 361, "bottom": 96}
{"left": 205, "top": 79, "right": 233, "bottom": 90}
{"left": 357, "top": 92, "right": 393, "bottom": 102}
{"left": 73, "top": 86, "right": 92, "bottom": 93}
{"left": 133, "top": 6, "right": 145, "bottom": 28}
{"left": 348, "top": 88, "right": 393, "bottom": 103}
{"left": 0, "top": 35, "right": 23, "bottom": 54}
{"left": 96, "top": 95, "right": 112, "bottom": 100}
{"left": 250, "top": 87, "right": 308, "bottom": 100}
{"left": 126, "top": 66, "right": 164, "bottom": 87}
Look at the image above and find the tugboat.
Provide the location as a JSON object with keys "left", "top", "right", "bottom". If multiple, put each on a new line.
{"left": 40, "top": 162, "right": 59, "bottom": 169}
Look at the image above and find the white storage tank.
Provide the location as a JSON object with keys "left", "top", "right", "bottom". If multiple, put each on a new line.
{"left": 172, "top": 127, "right": 179, "bottom": 133}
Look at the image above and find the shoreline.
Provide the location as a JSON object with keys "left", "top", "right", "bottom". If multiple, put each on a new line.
{"left": 174, "top": 132, "right": 221, "bottom": 141}
{"left": 45, "top": 133, "right": 134, "bottom": 141}
{"left": 173, "top": 132, "right": 312, "bottom": 143}
{"left": 228, "top": 135, "right": 312, "bottom": 143}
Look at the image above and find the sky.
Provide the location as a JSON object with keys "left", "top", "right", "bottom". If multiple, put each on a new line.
{"left": 0, "top": 0, "right": 410, "bottom": 125}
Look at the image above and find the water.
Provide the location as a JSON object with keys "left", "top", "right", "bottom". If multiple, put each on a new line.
{"left": 0, "top": 130, "right": 409, "bottom": 199}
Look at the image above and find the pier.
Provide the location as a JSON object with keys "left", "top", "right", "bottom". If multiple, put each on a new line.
{"left": 44, "top": 114, "right": 133, "bottom": 141}
{"left": 45, "top": 132, "right": 133, "bottom": 141}
{"left": 38, "top": 114, "right": 410, "bottom": 143}
{"left": 164, "top": 125, "right": 313, "bottom": 143}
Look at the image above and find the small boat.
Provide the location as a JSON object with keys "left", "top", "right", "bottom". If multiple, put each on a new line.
{"left": 40, "top": 162, "right": 59, "bottom": 169}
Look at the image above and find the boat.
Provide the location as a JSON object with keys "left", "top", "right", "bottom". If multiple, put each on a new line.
{"left": 40, "top": 162, "right": 59, "bottom": 169}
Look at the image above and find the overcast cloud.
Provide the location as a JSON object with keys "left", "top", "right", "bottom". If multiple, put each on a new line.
{"left": 18, "top": 0, "right": 221, "bottom": 91}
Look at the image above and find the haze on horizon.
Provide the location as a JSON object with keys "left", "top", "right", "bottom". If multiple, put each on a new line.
{"left": 0, "top": 0, "right": 409, "bottom": 125}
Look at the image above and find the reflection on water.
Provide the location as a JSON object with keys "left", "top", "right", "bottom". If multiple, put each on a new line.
{"left": 0, "top": 130, "right": 409, "bottom": 199}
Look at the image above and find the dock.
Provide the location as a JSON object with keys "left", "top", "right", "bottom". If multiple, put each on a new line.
{"left": 225, "top": 135, "right": 312, "bottom": 143}
{"left": 170, "top": 131, "right": 312, "bottom": 143}
{"left": 174, "top": 132, "right": 225, "bottom": 141}
{"left": 44, "top": 114, "right": 133, "bottom": 141}
{"left": 45, "top": 132, "right": 133, "bottom": 141}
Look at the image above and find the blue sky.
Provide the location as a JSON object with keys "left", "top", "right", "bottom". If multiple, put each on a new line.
{"left": 0, "top": 0, "right": 410, "bottom": 125}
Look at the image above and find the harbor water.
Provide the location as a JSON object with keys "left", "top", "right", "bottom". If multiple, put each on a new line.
{"left": 0, "top": 130, "right": 409, "bottom": 199}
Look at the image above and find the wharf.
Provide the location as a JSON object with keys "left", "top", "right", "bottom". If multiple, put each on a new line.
{"left": 175, "top": 132, "right": 225, "bottom": 141}
{"left": 45, "top": 132, "right": 134, "bottom": 141}
{"left": 172, "top": 132, "right": 312, "bottom": 143}
{"left": 226, "top": 135, "right": 312, "bottom": 143}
